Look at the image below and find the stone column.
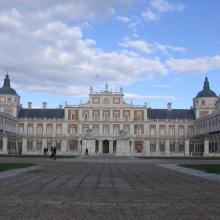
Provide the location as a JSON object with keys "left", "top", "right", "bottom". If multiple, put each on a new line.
{"left": 52, "top": 123, "right": 56, "bottom": 136}
{"left": 204, "top": 139, "right": 209, "bottom": 156}
{"left": 2, "top": 136, "right": 8, "bottom": 154}
{"left": 109, "top": 140, "right": 113, "bottom": 154}
{"left": 175, "top": 142, "right": 179, "bottom": 153}
{"left": 99, "top": 124, "right": 103, "bottom": 135}
{"left": 33, "top": 139, "right": 37, "bottom": 152}
{"left": 89, "top": 110, "right": 92, "bottom": 121}
{"left": 120, "top": 110, "right": 123, "bottom": 120}
{"left": 100, "top": 109, "right": 103, "bottom": 120}
{"left": 156, "top": 140, "right": 160, "bottom": 153}
{"left": 77, "top": 139, "right": 82, "bottom": 155}
{"left": 61, "top": 139, "right": 67, "bottom": 153}
{"left": 156, "top": 124, "right": 159, "bottom": 138}
{"left": 130, "top": 124, "right": 134, "bottom": 135}
{"left": 145, "top": 140, "right": 150, "bottom": 156}
{"left": 33, "top": 123, "right": 37, "bottom": 135}
{"left": 62, "top": 123, "right": 68, "bottom": 135}
{"left": 110, "top": 124, "right": 113, "bottom": 135}
{"left": 144, "top": 124, "right": 148, "bottom": 136}
{"left": 22, "top": 138, "right": 27, "bottom": 154}
{"left": 43, "top": 122, "right": 46, "bottom": 135}
{"left": 110, "top": 110, "right": 113, "bottom": 120}
{"left": 165, "top": 140, "right": 170, "bottom": 156}
{"left": 130, "top": 110, "right": 134, "bottom": 120}
{"left": 184, "top": 140, "right": 190, "bottom": 156}
{"left": 130, "top": 140, "right": 134, "bottom": 153}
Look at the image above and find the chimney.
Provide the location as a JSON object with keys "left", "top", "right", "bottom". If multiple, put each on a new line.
{"left": 42, "top": 102, "right": 47, "bottom": 109}
{"left": 59, "top": 105, "right": 62, "bottom": 109}
{"left": 167, "top": 102, "right": 172, "bottom": 111}
{"left": 28, "top": 102, "right": 32, "bottom": 109}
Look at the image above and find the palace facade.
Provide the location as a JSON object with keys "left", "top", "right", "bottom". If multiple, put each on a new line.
{"left": 0, "top": 74, "right": 219, "bottom": 156}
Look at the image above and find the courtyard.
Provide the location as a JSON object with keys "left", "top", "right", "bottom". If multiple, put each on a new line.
{"left": 0, "top": 156, "right": 220, "bottom": 220}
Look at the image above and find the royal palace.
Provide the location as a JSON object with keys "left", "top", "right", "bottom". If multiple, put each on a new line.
{"left": 0, "top": 74, "right": 219, "bottom": 156}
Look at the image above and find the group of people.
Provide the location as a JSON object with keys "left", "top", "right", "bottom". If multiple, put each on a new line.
{"left": 50, "top": 146, "right": 57, "bottom": 159}
{"left": 43, "top": 146, "right": 56, "bottom": 159}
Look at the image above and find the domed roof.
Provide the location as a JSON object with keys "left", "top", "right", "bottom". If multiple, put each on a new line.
{"left": 195, "top": 77, "right": 217, "bottom": 98}
{"left": 0, "top": 74, "right": 18, "bottom": 96}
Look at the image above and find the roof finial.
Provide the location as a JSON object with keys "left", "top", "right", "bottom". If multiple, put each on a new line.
{"left": 203, "top": 76, "right": 210, "bottom": 90}
{"left": 3, "top": 74, "right": 10, "bottom": 87}
{"left": 105, "top": 82, "right": 108, "bottom": 91}
{"left": 120, "top": 85, "right": 123, "bottom": 93}
{"left": 90, "top": 85, "right": 93, "bottom": 93}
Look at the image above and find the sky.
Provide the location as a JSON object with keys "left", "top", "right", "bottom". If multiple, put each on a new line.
{"left": 0, "top": 0, "right": 219, "bottom": 109}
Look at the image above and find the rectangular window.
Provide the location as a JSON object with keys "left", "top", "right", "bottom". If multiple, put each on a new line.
{"left": 56, "top": 125, "right": 62, "bottom": 134}
{"left": 150, "top": 142, "right": 156, "bottom": 152}
{"left": 169, "top": 142, "right": 175, "bottom": 152}
{"left": 46, "top": 125, "right": 52, "bottom": 134}
{"left": 27, "top": 125, "right": 33, "bottom": 135}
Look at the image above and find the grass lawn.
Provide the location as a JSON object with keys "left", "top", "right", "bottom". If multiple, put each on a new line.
{"left": 0, "top": 163, "right": 34, "bottom": 172}
{"left": 0, "top": 154, "right": 77, "bottom": 159}
{"left": 136, "top": 156, "right": 220, "bottom": 160}
{"left": 180, "top": 164, "right": 220, "bottom": 174}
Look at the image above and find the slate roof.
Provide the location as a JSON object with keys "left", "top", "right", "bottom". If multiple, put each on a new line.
{"left": 18, "top": 109, "right": 64, "bottom": 119}
{"left": 148, "top": 109, "right": 195, "bottom": 120}
{"left": 0, "top": 74, "right": 18, "bottom": 96}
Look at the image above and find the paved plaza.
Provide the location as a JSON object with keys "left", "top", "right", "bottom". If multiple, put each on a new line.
{"left": 0, "top": 156, "right": 220, "bottom": 220}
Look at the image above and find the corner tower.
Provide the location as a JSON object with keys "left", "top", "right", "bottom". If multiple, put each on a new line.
{"left": 193, "top": 77, "right": 217, "bottom": 119}
{"left": 0, "top": 74, "right": 20, "bottom": 117}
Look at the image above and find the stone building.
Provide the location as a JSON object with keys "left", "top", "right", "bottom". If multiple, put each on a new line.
{"left": 0, "top": 74, "right": 219, "bottom": 156}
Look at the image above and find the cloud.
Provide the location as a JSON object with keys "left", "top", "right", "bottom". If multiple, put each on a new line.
{"left": 141, "top": 10, "right": 159, "bottom": 21}
{"left": 125, "top": 93, "right": 176, "bottom": 100}
{"left": 119, "top": 38, "right": 186, "bottom": 56}
{"left": 116, "top": 15, "right": 130, "bottom": 23}
{"left": 0, "top": 5, "right": 167, "bottom": 96}
{"left": 142, "top": 0, "right": 185, "bottom": 22}
{"left": 119, "top": 39, "right": 152, "bottom": 54}
{"left": 166, "top": 56, "right": 220, "bottom": 73}
{"left": 150, "top": 0, "right": 184, "bottom": 13}
{"left": 155, "top": 43, "right": 186, "bottom": 54}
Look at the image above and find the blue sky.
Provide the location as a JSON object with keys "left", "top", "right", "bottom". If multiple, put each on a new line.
{"left": 0, "top": 0, "right": 219, "bottom": 109}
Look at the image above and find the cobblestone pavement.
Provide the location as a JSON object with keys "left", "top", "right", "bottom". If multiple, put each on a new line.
{"left": 0, "top": 157, "right": 220, "bottom": 220}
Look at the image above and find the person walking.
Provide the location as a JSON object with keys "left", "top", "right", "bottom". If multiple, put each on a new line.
{"left": 53, "top": 146, "right": 57, "bottom": 160}
{"left": 85, "top": 148, "right": 89, "bottom": 156}
{"left": 50, "top": 147, "right": 54, "bottom": 159}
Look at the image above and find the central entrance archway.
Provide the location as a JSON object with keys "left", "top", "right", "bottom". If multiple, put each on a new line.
{"left": 103, "top": 140, "right": 109, "bottom": 154}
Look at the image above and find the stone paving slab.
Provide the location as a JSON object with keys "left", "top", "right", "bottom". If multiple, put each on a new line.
{"left": 0, "top": 158, "right": 220, "bottom": 219}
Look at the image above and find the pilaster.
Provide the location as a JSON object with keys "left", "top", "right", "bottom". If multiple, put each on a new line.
{"left": 184, "top": 140, "right": 190, "bottom": 156}
{"left": 204, "top": 139, "right": 209, "bottom": 156}
{"left": 22, "top": 138, "right": 27, "bottom": 154}
{"left": 165, "top": 140, "right": 170, "bottom": 156}
{"left": 145, "top": 140, "right": 150, "bottom": 156}
{"left": 2, "top": 136, "right": 8, "bottom": 154}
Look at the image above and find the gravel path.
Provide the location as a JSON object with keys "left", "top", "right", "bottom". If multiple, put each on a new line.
{"left": 0, "top": 157, "right": 219, "bottom": 220}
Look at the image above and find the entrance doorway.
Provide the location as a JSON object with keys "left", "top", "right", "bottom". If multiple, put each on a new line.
{"left": 103, "top": 140, "right": 109, "bottom": 154}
